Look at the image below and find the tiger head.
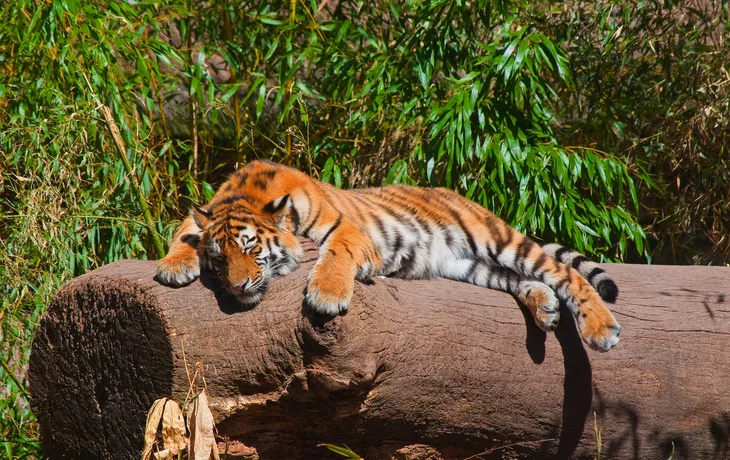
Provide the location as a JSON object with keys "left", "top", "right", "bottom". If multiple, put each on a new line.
{"left": 192, "top": 194, "right": 302, "bottom": 306}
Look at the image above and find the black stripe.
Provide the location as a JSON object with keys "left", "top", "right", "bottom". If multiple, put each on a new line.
{"left": 208, "top": 218, "right": 228, "bottom": 234}
{"left": 555, "top": 277, "right": 569, "bottom": 291}
{"left": 395, "top": 246, "right": 418, "bottom": 277}
{"left": 303, "top": 206, "right": 321, "bottom": 236}
{"left": 343, "top": 244, "right": 354, "bottom": 258}
{"left": 386, "top": 186, "right": 445, "bottom": 220}
{"left": 487, "top": 245, "right": 499, "bottom": 261}
{"left": 421, "top": 187, "right": 488, "bottom": 233}
{"left": 514, "top": 237, "right": 535, "bottom": 272}
{"left": 260, "top": 169, "right": 276, "bottom": 180}
{"left": 266, "top": 238, "right": 272, "bottom": 252}
{"left": 519, "top": 237, "right": 535, "bottom": 257}
{"left": 586, "top": 266, "right": 604, "bottom": 282}
{"left": 228, "top": 215, "right": 252, "bottom": 224}
{"left": 212, "top": 194, "right": 253, "bottom": 209}
{"left": 273, "top": 236, "right": 280, "bottom": 247}
{"left": 367, "top": 196, "right": 429, "bottom": 257}
{"left": 494, "top": 226, "right": 514, "bottom": 257}
{"left": 449, "top": 209, "right": 478, "bottom": 255}
{"left": 236, "top": 172, "right": 249, "bottom": 187}
{"left": 571, "top": 255, "right": 589, "bottom": 270}
{"left": 228, "top": 209, "right": 254, "bottom": 219}
{"left": 290, "top": 206, "right": 301, "bottom": 232}
{"left": 456, "top": 194, "right": 488, "bottom": 225}
{"left": 465, "top": 260, "right": 479, "bottom": 282}
{"left": 321, "top": 212, "right": 343, "bottom": 244}
{"left": 264, "top": 194, "right": 291, "bottom": 214}
{"left": 412, "top": 213, "right": 429, "bottom": 232}
{"left": 553, "top": 246, "right": 570, "bottom": 261}
{"left": 373, "top": 197, "right": 409, "bottom": 223}
{"left": 253, "top": 178, "right": 269, "bottom": 190}
{"left": 533, "top": 252, "right": 547, "bottom": 271}
{"left": 370, "top": 213, "right": 388, "bottom": 243}
{"left": 392, "top": 230, "right": 404, "bottom": 254}
{"left": 443, "top": 225, "right": 454, "bottom": 248}
{"left": 506, "top": 269, "right": 520, "bottom": 289}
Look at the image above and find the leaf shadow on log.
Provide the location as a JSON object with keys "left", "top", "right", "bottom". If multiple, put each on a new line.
{"left": 598, "top": 395, "right": 640, "bottom": 459}
{"left": 709, "top": 414, "right": 730, "bottom": 458}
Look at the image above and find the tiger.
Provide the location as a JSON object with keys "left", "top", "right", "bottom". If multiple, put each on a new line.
{"left": 156, "top": 160, "right": 621, "bottom": 351}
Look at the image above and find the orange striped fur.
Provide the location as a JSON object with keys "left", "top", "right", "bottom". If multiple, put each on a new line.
{"left": 157, "top": 160, "right": 621, "bottom": 351}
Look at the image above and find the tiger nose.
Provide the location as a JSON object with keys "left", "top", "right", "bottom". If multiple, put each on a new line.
{"left": 231, "top": 277, "right": 252, "bottom": 292}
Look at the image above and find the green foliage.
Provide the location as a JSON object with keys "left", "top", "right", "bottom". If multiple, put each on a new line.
{"left": 0, "top": 0, "right": 660, "bottom": 455}
{"left": 206, "top": 0, "right": 645, "bottom": 258}
{"left": 544, "top": 0, "right": 730, "bottom": 264}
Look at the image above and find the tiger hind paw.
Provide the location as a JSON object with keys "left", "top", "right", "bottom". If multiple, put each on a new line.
{"left": 519, "top": 281, "right": 560, "bottom": 332}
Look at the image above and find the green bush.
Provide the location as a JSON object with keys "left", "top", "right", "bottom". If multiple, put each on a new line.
{"left": 208, "top": 0, "right": 646, "bottom": 258}
{"left": 544, "top": 0, "right": 730, "bottom": 264}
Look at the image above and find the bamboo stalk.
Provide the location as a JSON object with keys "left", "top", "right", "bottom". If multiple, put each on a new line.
{"left": 150, "top": 73, "right": 171, "bottom": 140}
{"left": 190, "top": 98, "right": 199, "bottom": 178}
{"left": 98, "top": 104, "right": 166, "bottom": 258}
{"left": 1, "top": 360, "right": 29, "bottom": 399}
{"left": 222, "top": 4, "right": 242, "bottom": 155}
{"left": 187, "top": 10, "right": 199, "bottom": 179}
{"left": 287, "top": 0, "right": 297, "bottom": 158}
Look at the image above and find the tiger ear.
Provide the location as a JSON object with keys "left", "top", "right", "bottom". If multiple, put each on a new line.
{"left": 191, "top": 205, "right": 211, "bottom": 229}
{"left": 263, "top": 195, "right": 291, "bottom": 229}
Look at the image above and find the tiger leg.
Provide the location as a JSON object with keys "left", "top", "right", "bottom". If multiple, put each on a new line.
{"left": 490, "top": 232, "right": 621, "bottom": 351}
{"left": 156, "top": 214, "right": 202, "bottom": 286}
{"left": 305, "top": 220, "right": 382, "bottom": 316}
{"left": 465, "top": 262, "right": 560, "bottom": 331}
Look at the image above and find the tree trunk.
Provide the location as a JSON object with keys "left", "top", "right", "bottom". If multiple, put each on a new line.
{"left": 29, "top": 240, "right": 730, "bottom": 460}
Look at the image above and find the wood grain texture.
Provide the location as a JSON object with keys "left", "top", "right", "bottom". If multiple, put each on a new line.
{"left": 29, "top": 240, "right": 730, "bottom": 459}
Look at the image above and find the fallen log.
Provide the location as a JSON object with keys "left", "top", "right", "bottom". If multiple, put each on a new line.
{"left": 29, "top": 240, "right": 730, "bottom": 459}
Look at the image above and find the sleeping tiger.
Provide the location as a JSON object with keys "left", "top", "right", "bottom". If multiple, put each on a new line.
{"left": 157, "top": 160, "right": 621, "bottom": 351}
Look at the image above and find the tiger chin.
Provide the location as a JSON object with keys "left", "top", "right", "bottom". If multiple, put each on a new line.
{"left": 157, "top": 160, "right": 622, "bottom": 352}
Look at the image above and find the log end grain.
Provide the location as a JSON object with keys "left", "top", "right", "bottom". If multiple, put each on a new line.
{"left": 29, "top": 275, "right": 174, "bottom": 459}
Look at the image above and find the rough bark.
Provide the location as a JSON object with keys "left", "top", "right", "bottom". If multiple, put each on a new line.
{"left": 29, "top": 240, "right": 730, "bottom": 460}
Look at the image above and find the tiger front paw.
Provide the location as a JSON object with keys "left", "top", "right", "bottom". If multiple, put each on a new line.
{"left": 576, "top": 300, "right": 622, "bottom": 352}
{"left": 156, "top": 253, "right": 200, "bottom": 287}
{"left": 305, "top": 263, "right": 355, "bottom": 316}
